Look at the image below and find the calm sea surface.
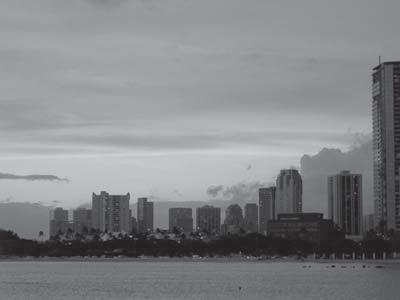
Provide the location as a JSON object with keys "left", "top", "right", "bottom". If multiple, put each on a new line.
{"left": 0, "top": 259, "right": 399, "bottom": 300}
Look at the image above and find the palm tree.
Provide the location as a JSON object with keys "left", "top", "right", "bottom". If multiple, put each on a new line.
{"left": 38, "top": 231, "right": 44, "bottom": 242}
{"left": 66, "top": 228, "right": 74, "bottom": 240}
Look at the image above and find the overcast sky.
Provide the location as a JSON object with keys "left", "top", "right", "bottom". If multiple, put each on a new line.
{"left": 1, "top": 0, "right": 400, "bottom": 207}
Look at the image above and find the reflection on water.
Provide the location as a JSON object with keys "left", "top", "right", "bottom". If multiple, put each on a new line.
{"left": 0, "top": 260, "right": 399, "bottom": 300}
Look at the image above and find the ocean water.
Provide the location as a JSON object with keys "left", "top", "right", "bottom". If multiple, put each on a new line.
{"left": 0, "top": 259, "right": 399, "bottom": 300}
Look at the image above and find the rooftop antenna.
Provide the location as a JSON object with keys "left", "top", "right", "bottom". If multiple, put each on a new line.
{"left": 379, "top": 56, "right": 382, "bottom": 65}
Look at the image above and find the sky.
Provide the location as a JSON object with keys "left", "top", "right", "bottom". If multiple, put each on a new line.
{"left": 1, "top": 0, "right": 400, "bottom": 208}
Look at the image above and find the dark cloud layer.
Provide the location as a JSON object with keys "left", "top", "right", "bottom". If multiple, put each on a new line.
{"left": 206, "top": 185, "right": 224, "bottom": 197}
{"left": 0, "top": 173, "right": 69, "bottom": 182}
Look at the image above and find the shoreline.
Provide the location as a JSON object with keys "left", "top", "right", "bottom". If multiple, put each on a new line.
{"left": 1, "top": 255, "right": 399, "bottom": 264}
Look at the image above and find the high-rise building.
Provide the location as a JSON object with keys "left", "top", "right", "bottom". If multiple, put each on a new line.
{"left": 196, "top": 205, "right": 221, "bottom": 234}
{"left": 259, "top": 187, "right": 276, "bottom": 235}
{"left": 73, "top": 208, "right": 92, "bottom": 234}
{"left": 372, "top": 61, "right": 400, "bottom": 232}
{"left": 137, "top": 197, "right": 154, "bottom": 233}
{"left": 363, "top": 213, "right": 375, "bottom": 236}
{"left": 223, "top": 204, "right": 243, "bottom": 235}
{"left": 130, "top": 216, "right": 138, "bottom": 234}
{"left": 92, "top": 191, "right": 130, "bottom": 233}
{"left": 244, "top": 203, "right": 258, "bottom": 233}
{"left": 169, "top": 208, "right": 193, "bottom": 233}
{"left": 328, "top": 171, "right": 363, "bottom": 237}
{"left": 276, "top": 169, "right": 302, "bottom": 215}
{"left": 49, "top": 207, "right": 69, "bottom": 238}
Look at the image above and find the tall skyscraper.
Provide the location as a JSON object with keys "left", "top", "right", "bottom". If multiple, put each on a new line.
{"left": 328, "top": 171, "right": 363, "bottom": 236}
{"left": 169, "top": 208, "right": 193, "bottom": 233}
{"left": 259, "top": 186, "right": 276, "bottom": 235}
{"left": 196, "top": 205, "right": 221, "bottom": 234}
{"left": 244, "top": 203, "right": 258, "bottom": 233}
{"left": 73, "top": 208, "right": 92, "bottom": 234}
{"left": 137, "top": 197, "right": 154, "bottom": 233}
{"left": 275, "top": 169, "right": 302, "bottom": 215}
{"left": 224, "top": 204, "right": 243, "bottom": 226}
{"left": 49, "top": 207, "right": 69, "bottom": 238}
{"left": 92, "top": 191, "right": 130, "bottom": 233}
{"left": 372, "top": 61, "right": 400, "bottom": 232}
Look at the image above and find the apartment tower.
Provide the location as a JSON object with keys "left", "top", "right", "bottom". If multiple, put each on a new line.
{"left": 372, "top": 61, "right": 400, "bottom": 232}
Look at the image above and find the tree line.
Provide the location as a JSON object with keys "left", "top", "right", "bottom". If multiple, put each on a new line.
{"left": 0, "top": 228, "right": 399, "bottom": 259}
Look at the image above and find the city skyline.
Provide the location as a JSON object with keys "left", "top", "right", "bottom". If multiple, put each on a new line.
{"left": 46, "top": 165, "right": 357, "bottom": 240}
{"left": 2, "top": 0, "right": 400, "bottom": 211}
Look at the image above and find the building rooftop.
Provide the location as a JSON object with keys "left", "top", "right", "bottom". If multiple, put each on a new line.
{"left": 373, "top": 61, "right": 400, "bottom": 71}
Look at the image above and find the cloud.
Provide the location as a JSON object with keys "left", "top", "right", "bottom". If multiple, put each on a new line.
{"left": 207, "top": 185, "right": 224, "bottom": 197}
{"left": 1, "top": 129, "right": 358, "bottom": 157}
{"left": 222, "top": 182, "right": 268, "bottom": 204}
{"left": 207, "top": 181, "right": 273, "bottom": 204}
{"left": 0, "top": 173, "right": 69, "bottom": 182}
{"left": 300, "top": 136, "right": 373, "bottom": 215}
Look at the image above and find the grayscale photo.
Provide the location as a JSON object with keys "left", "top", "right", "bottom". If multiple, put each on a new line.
{"left": 0, "top": 1, "right": 399, "bottom": 299}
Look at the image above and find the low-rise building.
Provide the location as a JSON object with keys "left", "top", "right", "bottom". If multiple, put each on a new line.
{"left": 267, "top": 213, "right": 334, "bottom": 244}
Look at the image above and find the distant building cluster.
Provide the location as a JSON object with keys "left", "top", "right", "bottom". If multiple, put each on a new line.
{"left": 49, "top": 60, "right": 400, "bottom": 239}
{"left": 49, "top": 192, "right": 154, "bottom": 238}
{"left": 258, "top": 169, "right": 362, "bottom": 241}
{"left": 49, "top": 169, "right": 360, "bottom": 243}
